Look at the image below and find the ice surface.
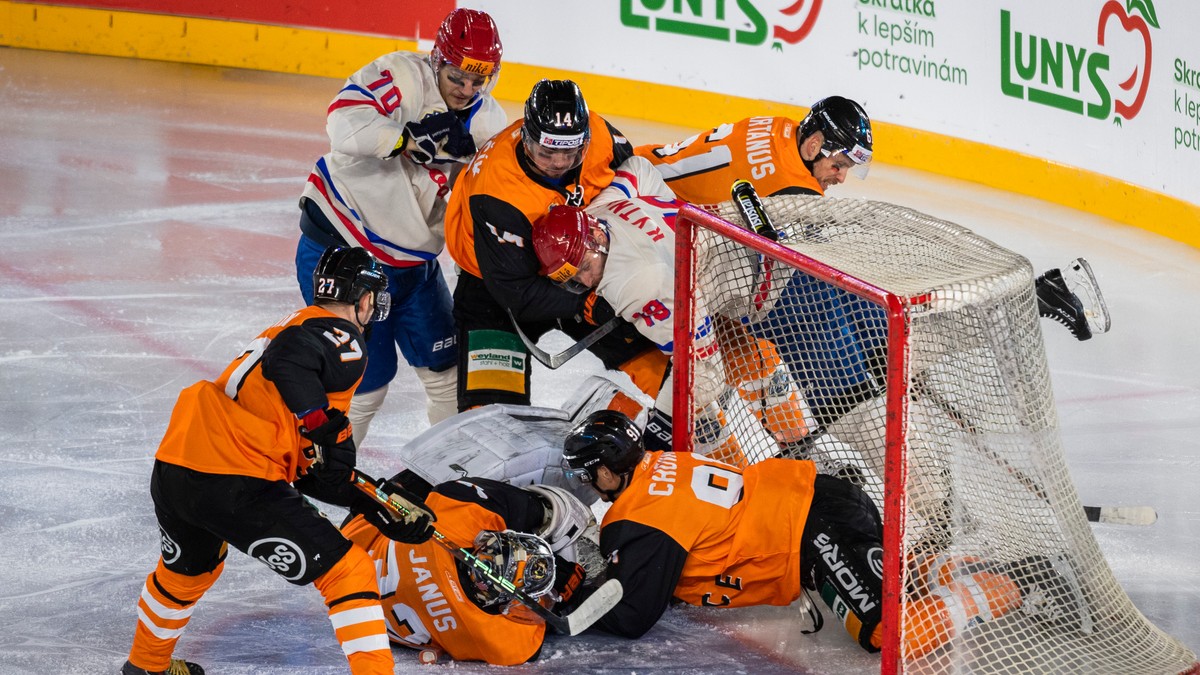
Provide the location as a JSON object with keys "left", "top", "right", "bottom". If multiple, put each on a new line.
{"left": 0, "top": 47, "right": 1196, "bottom": 674}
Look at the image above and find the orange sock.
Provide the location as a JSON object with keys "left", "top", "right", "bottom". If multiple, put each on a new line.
{"left": 724, "top": 336, "right": 810, "bottom": 444}
{"left": 617, "top": 348, "right": 671, "bottom": 399}
{"left": 313, "top": 545, "right": 394, "bottom": 675}
{"left": 694, "top": 405, "right": 749, "bottom": 467}
{"left": 127, "top": 557, "right": 223, "bottom": 672}
{"left": 886, "top": 570, "right": 1022, "bottom": 659}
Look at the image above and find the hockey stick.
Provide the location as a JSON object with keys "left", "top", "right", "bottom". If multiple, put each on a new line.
{"left": 731, "top": 179, "right": 779, "bottom": 241}
{"left": 507, "top": 309, "right": 622, "bottom": 370}
{"left": 351, "top": 471, "right": 623, "bottom": 635}
{"left": 908, "top": 373, "right": 1156, "bottom": 526}
{"left": 1082, "top": 505, "right": 1157, "bottom": 526}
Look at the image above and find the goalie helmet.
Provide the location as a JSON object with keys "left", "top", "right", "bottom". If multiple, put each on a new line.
{"left": 798, "top": 96, "right": 873, "bottom": 167}
{"left": 312, "top": 246, "right": 391, "bottom": 322}
{"left": 533, "top": 206, "right": 608, "bottom": 293}
{"left": 466, "top": 530, "right": 556, "bottom": 609}
{"left": 430, "top": 9, "right": 503, "bottom": 84}
{"left": 561, "top": 410, "right": 645, "bottom": 484}
{"left": 523, "top": 79, "right": 590, "bottom": 156}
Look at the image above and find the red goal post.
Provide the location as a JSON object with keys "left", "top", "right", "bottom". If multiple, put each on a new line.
{"left": 670, "top": 197, "right": 1198, "bottom": 674}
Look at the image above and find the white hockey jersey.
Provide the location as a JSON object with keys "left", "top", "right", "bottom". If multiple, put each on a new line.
{"left": 300, "top": 51, "right": 507, "bottom": 267}
{"left": 585, "top": 157, "right": 723, "bottom": 409}
{"left": 587, "top": 157, "right": 687, "bottom": 352}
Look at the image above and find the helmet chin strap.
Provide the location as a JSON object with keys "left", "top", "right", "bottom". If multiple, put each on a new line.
{"left": 599, "top": 471, "right": 633, "bottom": 502}
{"left": 798, "top": 134, "right": 816, "bottom": 174}
{"left": 354, "top": 297, "right": 374, "bottom": 334}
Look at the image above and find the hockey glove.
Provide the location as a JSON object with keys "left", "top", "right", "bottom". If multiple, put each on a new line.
{"left": 553, "top": 556, "right": 586, "bottom": 604}
{"left": 354, "top": 480, "right": 436, "bottom": 544}
{"left": 442, "top": 117, "right": 476, "bottom": 160}
{"left": 401, "top": 111, "right": 460, "bottom": 165}
{"left": 295, "top": 408, "right": 357, "bottom": 506}
{"left": 579, "top": 292, "right": 616, "bottom": 326}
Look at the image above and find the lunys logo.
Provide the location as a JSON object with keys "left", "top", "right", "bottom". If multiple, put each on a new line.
{"left": 620, "top": 0, "right": 824, "bottom": 50}
{"left": 1000, "top": 1, "right": 1159, "bottom": 125}
{"left": 1098, "top": 0, "right": 1158, "bottom": 120}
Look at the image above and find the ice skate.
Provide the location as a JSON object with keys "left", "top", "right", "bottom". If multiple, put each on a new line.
{"left": 1003, "top": 555, "right": 1091, "bottom": 633}
{"left": 1035, "top": 258, "right": 1111, "bottom": 341}
{"left": 121, "top": 658, "right": 205, "bottom": 675}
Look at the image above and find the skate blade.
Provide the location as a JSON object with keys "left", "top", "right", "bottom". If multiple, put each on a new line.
{"left": 1064, "top": 258, "right": 1111, "bottom": 334}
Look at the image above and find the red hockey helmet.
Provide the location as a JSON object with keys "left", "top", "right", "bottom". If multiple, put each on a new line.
{"left": 533, "top": 205, "right": 604, "bottom": 292}
{"left": 431, "top": 9, "right": 503, "bottom": 80}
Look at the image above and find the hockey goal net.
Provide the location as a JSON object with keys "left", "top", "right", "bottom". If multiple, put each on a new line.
{"left": 671, "top": 195, "right": 1197, "bottom": 674}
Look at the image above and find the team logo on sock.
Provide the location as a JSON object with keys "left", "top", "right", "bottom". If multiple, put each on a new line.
{"left": 249, "top": 537, "right": 307, "bottom": 581}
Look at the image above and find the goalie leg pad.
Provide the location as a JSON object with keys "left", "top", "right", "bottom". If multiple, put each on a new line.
{"left": 459, "top": 328, "right": 532, "bottom": 409}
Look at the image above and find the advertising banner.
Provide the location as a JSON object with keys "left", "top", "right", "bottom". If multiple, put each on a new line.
{"left": 470, "top": 0, "right": 1197, "bottom": 206}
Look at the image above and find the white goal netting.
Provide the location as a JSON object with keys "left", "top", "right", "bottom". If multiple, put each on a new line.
{"left": 673, "top": 194, "right": 1197, "bottom": 674}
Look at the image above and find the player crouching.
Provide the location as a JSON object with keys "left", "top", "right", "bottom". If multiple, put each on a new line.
{"left": 340, "top": 474, "right": 592, "bottom": 665}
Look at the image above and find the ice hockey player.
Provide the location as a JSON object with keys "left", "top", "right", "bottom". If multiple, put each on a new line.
{"left": 296, "top": 8, "right": 508, "bottom": 447}
{"left": 562, "top": 409, "right": 1084, "bottom": 658}
{"left": 340, "top": 474, "right": 592, "bottom": 665}
{"left": 530, "top": 157, "right": 810, "bottom": 462}
{"left": 122, "top": 247, "right": 435, "bottom": 675}
{"left": 636, "top": 95, "right": 1110, "bottom": 344}
{"left": 444, "top": 79, "right": 669, "bottom": 413}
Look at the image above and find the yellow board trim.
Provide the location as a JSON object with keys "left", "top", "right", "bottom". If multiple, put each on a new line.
{"left": 2, "top": 0, "right": 1196, "bottom": 246}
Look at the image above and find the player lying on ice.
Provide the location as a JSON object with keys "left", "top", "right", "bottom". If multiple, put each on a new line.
{"left": 531, "top": 156, "right": 812, "bottom": 466}
{"left": 339, "top": 473, "right": 593, "bottom": 665}
{"left": 562, "top": 409, "right": 1087, "bottom": 658}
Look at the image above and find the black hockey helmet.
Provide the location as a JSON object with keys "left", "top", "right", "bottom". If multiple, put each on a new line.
{"left": 522, "top": 79, "right": 590, "bottom": 154}
{"left": 798, "top": 96, "right": 873, "bottom": 167}
{"left": 312, "top": 246, "right": 391, "bottom": 322}
{"left": 561, "top": 409, "right": 644, "bottom": 484}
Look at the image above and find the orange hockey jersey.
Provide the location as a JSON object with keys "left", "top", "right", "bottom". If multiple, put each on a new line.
{"left": 155, "top": 306, "right": 365, "bottom": 483}
{"left": 341, "top": 480, "right": 548, "bottom": 666}
{"left": 594, "top": 451, "right": 817, "bottom": 638}
{"left": 444, "top": 113, "right": 632, "bottom": 322}
{"left": 635, "top": 116, "right": 823, "bottom": 203}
